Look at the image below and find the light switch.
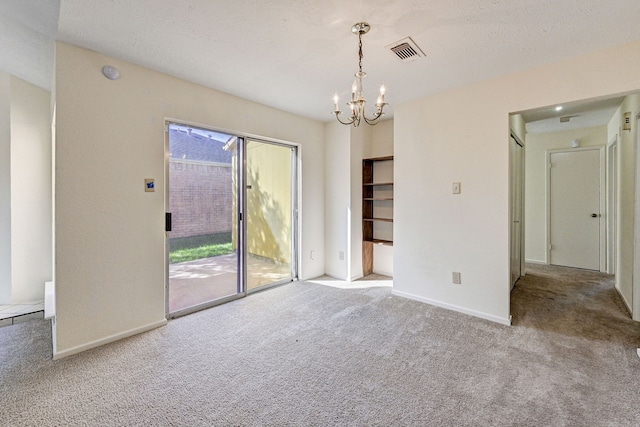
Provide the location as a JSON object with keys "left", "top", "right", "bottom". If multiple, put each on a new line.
{"left": 145, "top": 178, "right": 155, "bottom": 192}
{"left": 452, "top": 182, "right": 461, "bottom": 194}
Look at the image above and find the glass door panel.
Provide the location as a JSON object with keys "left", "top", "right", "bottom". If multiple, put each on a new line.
{"left": 245, "top": 139, "right": 296, "bottom": 291}
{"left": 167, "top": 123, "right": 241, "bottom": 315}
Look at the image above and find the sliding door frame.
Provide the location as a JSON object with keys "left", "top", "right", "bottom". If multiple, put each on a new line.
{"left": 164, "top": 122, "right": 246, "bottom": 319}
{"left": 245, "top": 138, "right": 299, "bottom": 295}
{"left": 164, "top": 119, "right": 300, "bottom": 318}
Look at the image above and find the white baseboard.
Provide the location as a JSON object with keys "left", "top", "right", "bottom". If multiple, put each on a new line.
{"left": 391, "top": 290, "right": 512, "bottom": 326}
{"left": 53, "top": 319, "right": 167, "bottom": 360}
{"left": 323, "top": 270, "right": 348, "bottom": 281}
{"left": 615, "top": 285, "right": 633, "bottom": 316}
{"left": 524, "top": 259, "right": 547, "bottom": 265}
{"left": 373, "top": 269, "right": 393, "bottom": 277}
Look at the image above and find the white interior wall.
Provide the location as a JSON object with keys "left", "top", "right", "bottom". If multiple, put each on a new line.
{"left": 54, "top": 42, "right": 325, "bottom": 358}
{"left": 609, "top": 93, "right": 640, "bottom": 313}
{"left": 524, "top": 126, "right": 607, "bottom": 264}
{"left": 634, "top": 96, "right": 640, "bottom": 320}
{"left": 371, "top": 119, "right": 394, "bottom": 158}
{"left": 0, "top": 72, "right": 10, "bottom": 304}
{"left": 10, "top": 76, "right": 52, "bottom": 303}
{"left": 325, "top": 120, "right": 393, "bottom": 280}
{"left": 349, "top": 125, "right": 371, "bottom": 281}
{"left": 324, "top": 121, "right": 350, "bottom": 279}
{"left": 394, "top": 40, "right": 640, "bottom": 325}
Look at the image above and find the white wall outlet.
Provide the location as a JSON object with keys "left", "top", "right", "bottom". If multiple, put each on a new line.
{"left": 452, "top": 182, "right": 461, "bottom": 194}
{"left": 452, "top": 272, "right": 462, "bottom": 284}
{"left": 310, "top": 250, "right": 315, "bottom": 260}
{"left": 339, "top": 251, "right": 345, "bottom": 261}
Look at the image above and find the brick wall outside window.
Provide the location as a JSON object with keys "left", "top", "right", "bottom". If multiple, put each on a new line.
{"left": 169, "top": 161, "right": 233, "bottom": 239}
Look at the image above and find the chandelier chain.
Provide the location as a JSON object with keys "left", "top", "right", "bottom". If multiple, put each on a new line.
{"left": 358, "top": 32, "right": 363, "bottom": 76}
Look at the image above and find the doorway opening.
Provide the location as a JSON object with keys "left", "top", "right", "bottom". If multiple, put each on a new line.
{"left": 509, "top": 92, "right": 639, "bottom": 323}
{"left": 165, "top": 122, "right": 299, "bottom": 317}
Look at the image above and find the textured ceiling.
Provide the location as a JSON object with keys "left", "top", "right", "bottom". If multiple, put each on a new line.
{"left": 0, "top": 0, "right": 59, "bottom": 90}
{"left": 4, "top": 1, "right": 640, "bottom": 123}
{"left": 522, "top": 97, "right": 626, "bottom": 134}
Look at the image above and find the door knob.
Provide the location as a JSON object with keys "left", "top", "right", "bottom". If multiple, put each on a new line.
{"left": 591, "top": 213, "right": 598, "bottom": 218}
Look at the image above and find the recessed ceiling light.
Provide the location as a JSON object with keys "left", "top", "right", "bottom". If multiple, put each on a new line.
{"left": 555, "top": 106, "right": 563, "bottom": 111}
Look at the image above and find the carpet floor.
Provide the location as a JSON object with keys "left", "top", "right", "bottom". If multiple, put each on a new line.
{"left": 1, "top": 264, "right": 639, "bottom": 426}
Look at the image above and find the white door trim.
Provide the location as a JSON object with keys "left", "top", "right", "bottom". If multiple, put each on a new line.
{"left": 633, "top": 113, "right": 640, "bottom": 320}
{"left": 546, "top": 146, "right": 606, "bottom": 271}
{"left": 509, "top": 132, "right": 525, "bottom": 289}
{"left": 606, "top": 135, "right": 618, "bottom": 275}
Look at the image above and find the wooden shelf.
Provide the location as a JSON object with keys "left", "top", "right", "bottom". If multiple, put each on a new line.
{"left": 367, "top": 155, "right": 394, "bottom": 162}
{"left": 364, "top": 238, "right": 393, "bottom": 246}
{"left": 363, "top": 197, "right": 393, "bottom": 201}
{"left": 363, "top": 217, "right": 393, "bottom": 223}
{"left": 363, "top": 182, "right": 393, "bottom": 186}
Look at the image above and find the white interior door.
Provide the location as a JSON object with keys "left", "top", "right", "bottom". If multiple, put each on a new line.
{"left": 510, "top": 136, "right": 524, "bottom": 288}
{"left": 549, "top": 149, "right": 601, "bottom": 270}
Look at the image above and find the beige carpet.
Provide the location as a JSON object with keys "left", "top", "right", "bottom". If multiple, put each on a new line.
{"left": 1, "top": 264, "right": 639, "bottom": 426}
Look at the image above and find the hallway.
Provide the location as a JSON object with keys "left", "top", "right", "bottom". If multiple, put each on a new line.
{"left": 511, "top": 263, "right": 638, "bottom": 345}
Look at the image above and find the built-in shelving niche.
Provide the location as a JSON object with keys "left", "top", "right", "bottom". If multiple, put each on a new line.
{"left": 362, "top": 156, "right": 393, "bottom": 276}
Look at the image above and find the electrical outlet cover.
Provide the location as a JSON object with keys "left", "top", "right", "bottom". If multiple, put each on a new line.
{"left": 452, "top": 272, "right": 462, "bottom": 284}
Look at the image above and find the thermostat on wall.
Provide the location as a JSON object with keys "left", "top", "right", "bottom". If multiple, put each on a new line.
{"left": 145, "top": 178, "right": 155, "bottom": 192}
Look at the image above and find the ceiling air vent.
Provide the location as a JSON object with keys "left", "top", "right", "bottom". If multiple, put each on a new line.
{"left": 386, "top": 37, "right": 425, "bottom": 62}
{"left": 560, "top": 115, "right": 579, "bottom": 123}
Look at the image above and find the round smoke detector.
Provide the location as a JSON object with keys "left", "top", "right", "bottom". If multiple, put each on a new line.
{"left": 102, "top": 65, "right": 120, "bottom": 80}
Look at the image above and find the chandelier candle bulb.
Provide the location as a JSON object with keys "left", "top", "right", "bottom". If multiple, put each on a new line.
{"left": 333, "top": 93, "right": 339, "bottom": 111}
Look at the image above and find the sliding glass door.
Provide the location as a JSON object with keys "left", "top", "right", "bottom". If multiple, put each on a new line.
{"left": 166, "top": 124, "right": 241, "bottom": 316}
{"left": 245, "top": 139, "right": 297, "bottom": 291}
{"left": 166, "top": 124, "right": 297, "bottom": 317}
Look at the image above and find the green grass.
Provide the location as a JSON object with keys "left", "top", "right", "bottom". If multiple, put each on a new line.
{"left": 169, "top": 233, "right": 234, "bottom": 263}
{"left": 169, "top": 242, "right": 233, "bottom": 263}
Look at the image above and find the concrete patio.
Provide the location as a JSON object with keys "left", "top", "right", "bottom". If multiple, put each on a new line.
{"left": 169, "top": 252, "right": 291, "bottom": 313}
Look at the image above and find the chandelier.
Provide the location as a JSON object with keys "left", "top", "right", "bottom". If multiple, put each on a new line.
{"left": 332, "top": 22, "right": 387, "bottom": 127}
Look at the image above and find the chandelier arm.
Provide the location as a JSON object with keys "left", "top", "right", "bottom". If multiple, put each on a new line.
{"left": 362, "top": 105, "right": 387, "bottom": 125}
{"left": 333, "top": 111, "right": 356, "bottom": 126}
{"left": 363, "top": 114, "right": 382, "bottom": 125}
